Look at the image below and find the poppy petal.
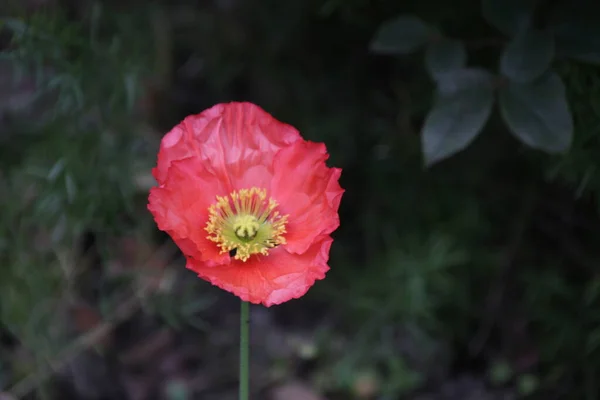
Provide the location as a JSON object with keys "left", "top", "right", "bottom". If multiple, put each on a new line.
{"left": 187, "top": 236, "right": 333, "bottom": 306}
{"left": 153, "top": 102, "right": 301, "bottom": 185}
{"left": 148, "top": 157, "right": 230, "bottom": 265}
{"left": 149, "top": 102, "right": 344, "bottom": 305}
{"left": 271, "top": 141, "right": 344, "bottom": 254}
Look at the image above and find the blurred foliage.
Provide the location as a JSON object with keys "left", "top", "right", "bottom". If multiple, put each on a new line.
{"left": 0, "top": 0, "right": 156, "bottom": 386}
{"left": 1, "top": 0, "right": 600, "bottom": 399}
{"left": 370, "top": 0, "right": 600, "bottom": 165}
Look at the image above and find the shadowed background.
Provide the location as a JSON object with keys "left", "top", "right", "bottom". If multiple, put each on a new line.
{"left": 1, "top": 0, "right": 600, "bottom": 399}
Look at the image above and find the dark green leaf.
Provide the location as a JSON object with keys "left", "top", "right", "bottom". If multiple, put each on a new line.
{"left": 370, "top": 15, "right": 432, "bottom": 55}
{"left": 422, "top": 68, "right": 495, "bottom": 166}
{"left": 500, "top": 29, "right": 554, "bottom": 83}
{"left": 425, "top": 38, "right": 467, "bottom": 80}
{"left": 481, "top": 0, "right": 536, "bottom": 36}
{"left": 436, "top": 68, "right": 493, "bottom": 96}
{"left": 499, "top": 72, "right": 573, "bottom": 153}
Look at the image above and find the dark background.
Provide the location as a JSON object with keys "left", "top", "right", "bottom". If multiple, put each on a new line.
{"left": 1, "top": 0, "right": 600, "bottom": 399}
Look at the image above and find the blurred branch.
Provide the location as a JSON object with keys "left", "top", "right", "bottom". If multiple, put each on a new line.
{"left": 6, "top": 243, "right": 173, "bottom": 399}
{"left": 150, "top": 4, "right": 172, "bottom": 91}
{"left": 469, "top": 186, "right": 538, "bottom": 356}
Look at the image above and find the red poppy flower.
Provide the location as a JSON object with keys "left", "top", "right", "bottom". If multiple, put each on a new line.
{"left": 148, "top": 102, "right": 344, "bottom": 306}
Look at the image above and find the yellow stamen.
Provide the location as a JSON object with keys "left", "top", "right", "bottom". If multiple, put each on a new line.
{"left": 205, "top": 187, "right": 288, "bottom": 262}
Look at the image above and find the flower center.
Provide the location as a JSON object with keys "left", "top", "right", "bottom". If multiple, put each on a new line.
{"left": 205, "top": 187, "right": 288, "bottom": 262}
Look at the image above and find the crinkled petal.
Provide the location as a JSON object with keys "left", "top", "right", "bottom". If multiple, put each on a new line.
{"left": 271, "top": 141, "right": 344, "bottom": 254}
{"left": 187, "top": 237, "right": 333, "bottom": 306}
{"left": 148, "top": 102, "right": 344, "bottom": 306}
{"left": 153, "top": 102, "right": 301, "bottom": 185}
{"left": 148, "top": 157, "right": 230, "bottom": 265}
{"left": 326, "top": 167, "right": 344, "bottom": 211}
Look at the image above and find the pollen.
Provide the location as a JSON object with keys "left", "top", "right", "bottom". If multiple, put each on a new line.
{"left": 205, "top": 187, "right": 288, "bottom": 262}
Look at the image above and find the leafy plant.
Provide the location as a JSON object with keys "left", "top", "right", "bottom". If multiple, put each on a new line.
{"left": 0, "top": 2, "right": 156, "bottom": 384}
{"left": 369, "top": 0, "right": 600, "bottom": 166}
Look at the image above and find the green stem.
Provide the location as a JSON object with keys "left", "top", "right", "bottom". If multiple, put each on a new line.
{"left": 239, "top": 300, "right": 250, "bottom": 400}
